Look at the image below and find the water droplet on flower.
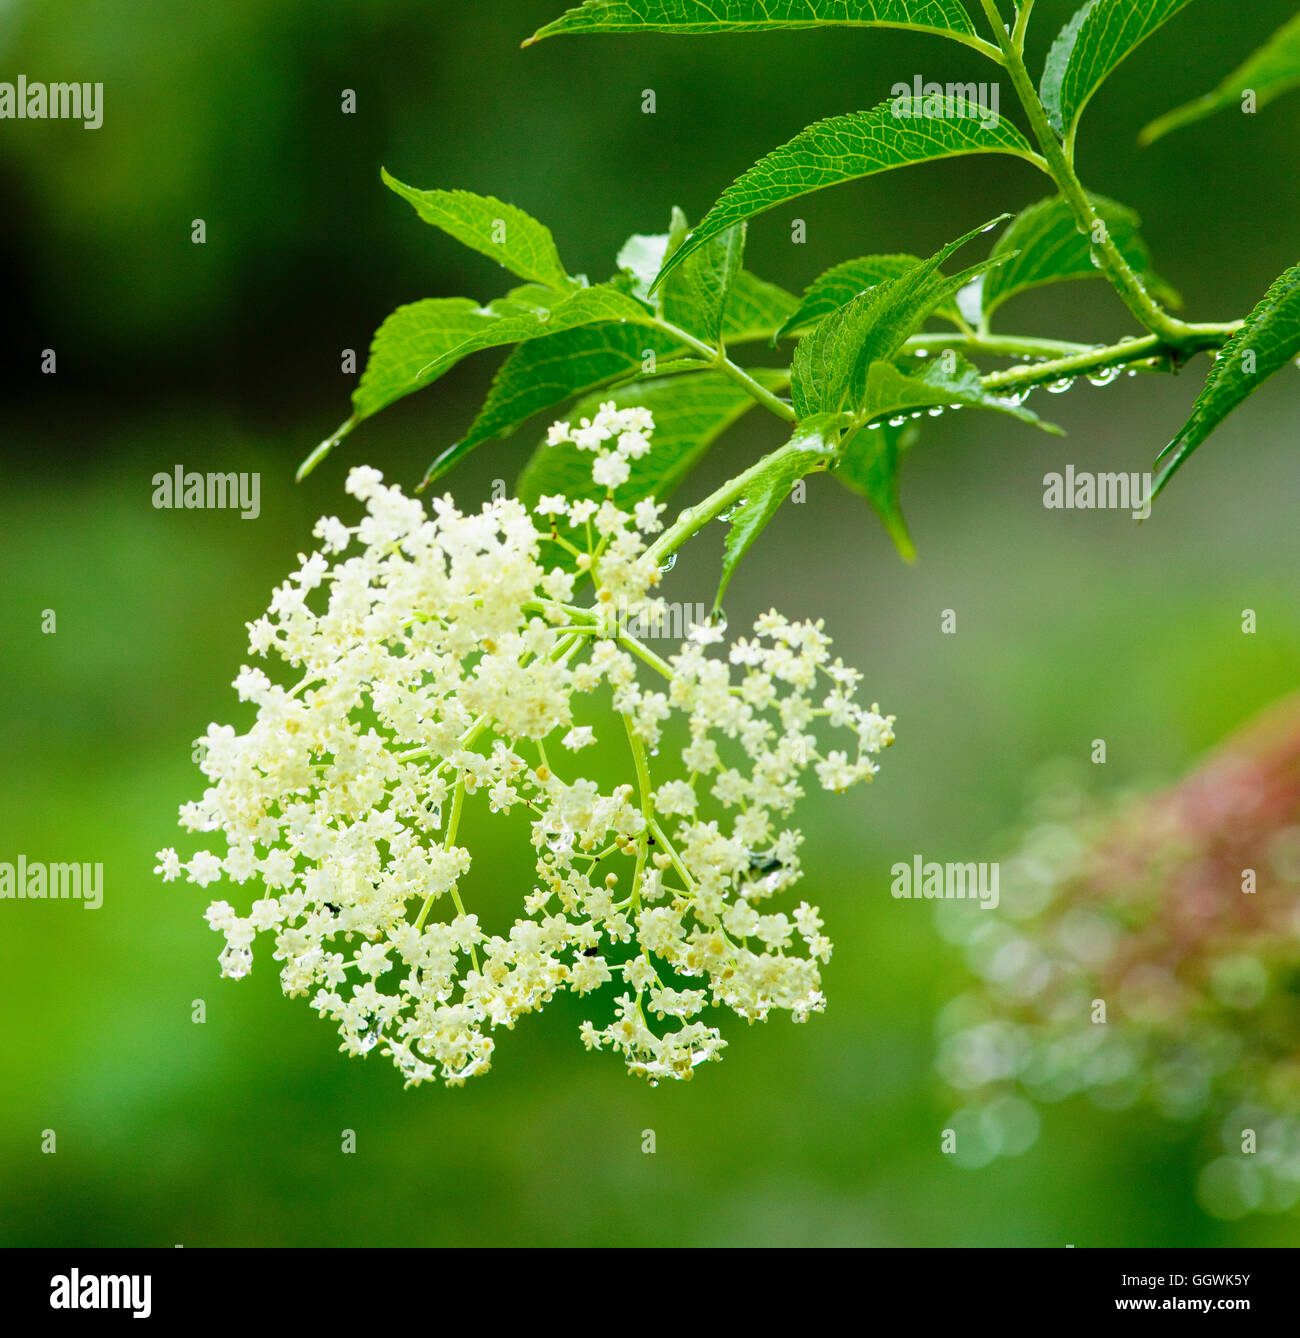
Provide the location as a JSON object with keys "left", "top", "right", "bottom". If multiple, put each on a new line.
{"left": 546, "top": 823, "right": 575, "bottom": 855}
{"left": 358, "top": 1026, "right": 381, "bottom": 1054}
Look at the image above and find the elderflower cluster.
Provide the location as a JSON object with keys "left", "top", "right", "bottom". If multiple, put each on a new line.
{"left": 157, "top": 404, "right": 894, "bottom": 1087}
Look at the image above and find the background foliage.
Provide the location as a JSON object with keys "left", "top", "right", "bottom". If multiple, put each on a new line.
{"left": 2, "top": 0, "right": 1300, "bottom": 1245}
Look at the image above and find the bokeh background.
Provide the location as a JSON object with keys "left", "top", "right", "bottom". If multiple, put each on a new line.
{"left": 3, "top": 0, "right": 1299, "bottom": 1246}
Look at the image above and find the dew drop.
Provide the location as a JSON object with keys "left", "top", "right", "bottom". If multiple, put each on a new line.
{"left": 223, "top": 955, "right": 251, "bottom": 981}
{"left": 889, "top": 415, "right": 907, "bottom": 427}
{"left": 915, "top": 348, "right": 930, "bottom": 358}
{"left": 1087, "top": 366, "right": 1121, "bottom": 387}
{"left": 927, "top": 406, "right": 945, "bottom": 418}
{"left": 1046, "top": 378, "right": 1076, "bottom": 395}
{"left": 658, "top": 552, "right": 677, "bottom": 575}
{"left": 546, "top": 822, "right": 576, "bottom": 855}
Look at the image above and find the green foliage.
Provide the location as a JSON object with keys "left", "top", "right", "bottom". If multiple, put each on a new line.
{"left": 1040, "top": 0, "right": 1197, "bottom": 139}
{"left": 424, "top": 326, "right": 685, "bottom": 488}
{"left": 1141, "top": 12, "right": 1300, "bottom": 144}
{"left": 790, "top": 217, "right": 1012, "bottom": 417}
{"left": 856, "top": 354, "right": 1062, "bottom": 433}
{"left": 302, "top": 0, "right": 1294, "bottom": 594}
{"left": 835, "top": 420, "right": 918, "bottom": 560}
{"left": 526, "top": 0, "right": 981, "bottom": 45}
{"left": 1154, "top": 264, "right": 1300, "bottom": 496}
{"left": 382, "top": 170, "right": 577, "bottom": 291}
{"left": 662, "top": 216, "right": 747, "bottom": 344}
{"left": 517, "top": 370, "right": 788, "bottom": 513}
{"left": 978, "top": 195, "right": 1178, "bottom": 326}
{"left": 777, "top": 254, "right": 965, "bottom": 341}
{"left": 717, "top": 422, "right": 837, "bottom": 606}
{"left": 352, "top": 284, "right": 653, "bottom": 425}
{"left": 655, "top": 99, "right": 1039, "bottom": 288}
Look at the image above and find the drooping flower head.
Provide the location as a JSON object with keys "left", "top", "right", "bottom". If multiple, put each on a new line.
{"left": 158, "top": 405, "right": 894, "bottom": 1086}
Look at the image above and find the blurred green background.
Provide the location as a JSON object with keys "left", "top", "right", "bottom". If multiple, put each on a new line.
{"left": 3, "top": 0, "right": 1300, "bottom": 1246}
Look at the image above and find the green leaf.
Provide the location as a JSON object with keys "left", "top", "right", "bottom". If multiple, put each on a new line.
{"left": 621, "top": 213, "right": 795, "bottom": 342}
{"left": 353, "top": 284, "right": 654, "bottom": 426}
{"left": 835, "top": 419, "right": 920, "bottom": 561}
{"left": 777, "top": 253, "right": 964, "bottom": 341}
{"left": 1141, "top": 12, "right": 1300, "bottom": 144}
{"left": 790, "top": 215, "right": 1012, "bottom": 417}
{"left": 382, "top": 170, "right": 575, "bottom": 290}
{"left": 654, "top": 99, "right": 1040, "bottom": 288}
{"left": 1153, "top": 263, "right": 1300, "bottom": 497}
{"left": 979, "top": 194, "right": 1179, "bottom": 324}
{"left": 664, "top": 221, "right": 748, "bottom": 345}
{"left": 857, "top": 354, "right": 1063, "bottom": 433}
{"left": 723, "top": 270, "right": 800, "bottom": 344}
{"left": 423, "top": 325, "right": 687, "bottom": 488}
{"left": 296, "top": 284, "right": 660, "bottom": 479}
{"left": 526, "top": 1, "right": 980, "bottom": 45}
{"left": 718, "top": 423, "right": 838, "bottom": 606}
{"left": 516, "top": 369, "right": 789, "bottom": 515}
{"left": 617, "top": 229, "right": 674, "bottom": 308}
{"left": 1041, "top": 0, "right": 1197, "bottom": 138}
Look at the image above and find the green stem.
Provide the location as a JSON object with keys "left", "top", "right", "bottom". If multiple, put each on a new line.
{"left": 413, "top": 773, "right": 478, "bottom": 970}
{"left": 643, "top": 434, "right": 812, "bottom": 569}
{"left": 979, "top": 325, "right": 1239, "bottom": 394}
{"left": 977, "top": 0, "right": 1191, "bottom": 348}
{"left": 1012, "top": 0, "right": 1035, "bottom": 50}
{"left": 906, "top": 332, "right": 1093, "bottom": 360}
{"left": 654, "top": 316, "right": 796, "bottom": 422}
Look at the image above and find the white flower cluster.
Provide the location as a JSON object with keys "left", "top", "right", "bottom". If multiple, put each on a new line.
{"left": 157, "top": 404, "right": 894, "bottom": 1086}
